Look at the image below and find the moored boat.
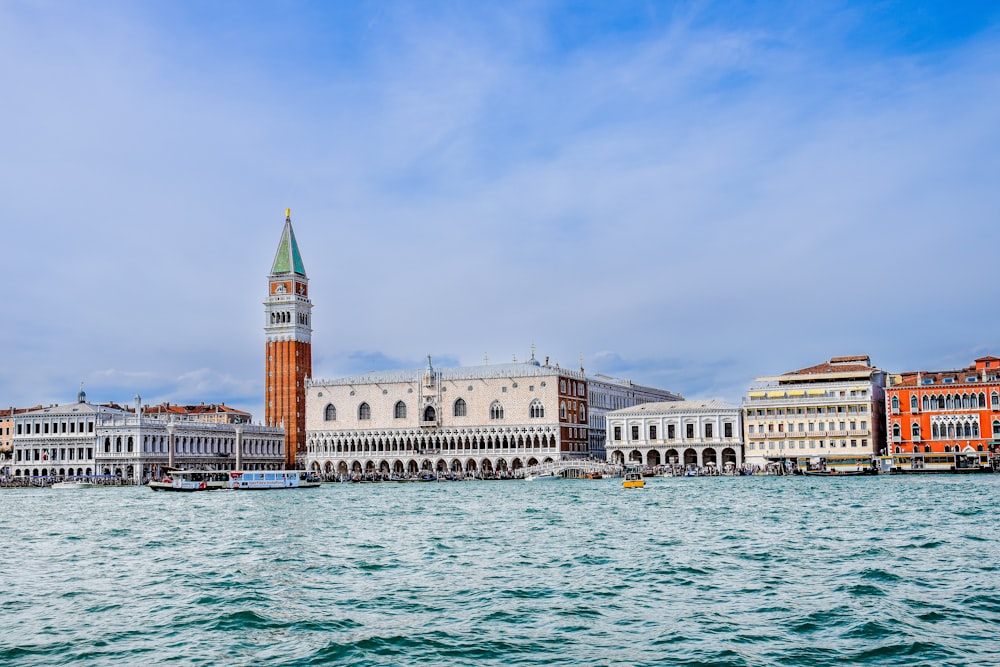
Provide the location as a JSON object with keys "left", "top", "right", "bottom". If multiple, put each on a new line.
{"left": 802, "top": 455, "right": 879, "bottom": 477}
{"left": 887, "top": 452, "right": 993, "bottom": 475}
{"left": 801, "top": 468, "right": 877, "bottom": 477}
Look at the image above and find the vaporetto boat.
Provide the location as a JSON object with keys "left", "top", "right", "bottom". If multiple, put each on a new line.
{"left": 148, "top": 470, "right": 228, "bottom": 492}
{"left": 228, "top": 470, "right": 321, "bottom": 490}
{"left": 148, "top": 470, "right": 322, "bottom": 491}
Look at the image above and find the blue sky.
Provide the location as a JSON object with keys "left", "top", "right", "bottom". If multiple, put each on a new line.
{"left": 1, "top": 1, "right": 999, "bottom": 420}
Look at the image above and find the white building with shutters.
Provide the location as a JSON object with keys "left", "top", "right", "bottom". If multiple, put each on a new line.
{"left": 605, "top": 400, "right": 743, "bottom": 470}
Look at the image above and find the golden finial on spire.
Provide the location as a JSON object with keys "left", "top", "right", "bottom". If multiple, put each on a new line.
{"left": 285, "top": 208, "right": 291, "bottom": 219}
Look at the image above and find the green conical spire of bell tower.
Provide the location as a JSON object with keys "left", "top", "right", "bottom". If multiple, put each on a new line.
{"left": 271, "top": 208, "right": 306, "bottom": 276}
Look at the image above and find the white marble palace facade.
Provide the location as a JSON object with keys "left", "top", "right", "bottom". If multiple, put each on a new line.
{"left": 605, "top": 400, "right": 743, "bottom": 469}
{"left": 9, "top": 392, "right": 285, "bottom": 483}
{"left": 305, "top": 358, "right": 592, "bottom": 477}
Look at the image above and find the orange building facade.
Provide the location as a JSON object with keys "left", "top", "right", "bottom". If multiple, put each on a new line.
{"left": 264, "top": 210, "right": 313, "bottom": 468}
{"left": 885, "top": 356, "right": 1000, "bottom": 467}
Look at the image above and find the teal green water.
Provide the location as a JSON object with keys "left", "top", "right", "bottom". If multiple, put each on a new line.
{"left": 1, "top": 476, "right": 998, "bottom": 666}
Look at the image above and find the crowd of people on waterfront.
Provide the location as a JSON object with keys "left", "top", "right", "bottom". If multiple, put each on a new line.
{"left": 0, "top": 474, "right": 129, "bottom": 488}
{"left": 316, "top": 470, "right": 523, "bottom": 483}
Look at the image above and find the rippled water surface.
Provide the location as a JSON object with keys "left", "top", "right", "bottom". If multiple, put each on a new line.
{"left": 1, "top": 476, "right": 999, "bottom": 666}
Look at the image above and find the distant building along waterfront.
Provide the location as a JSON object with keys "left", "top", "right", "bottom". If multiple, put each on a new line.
{"left": 140, "top": 402, "right": 252, "bottom": 424}
{"left": 586, "top": 375, "right": 682, "bottom": 459}
{"left": 742, "top": 356, "right": 886, "bottom": 467}
{"left": 884, "top": 356, "right": 1000, "bottom": 468}
{"left": 305, "top": 355, "right": 591, "bottom": 477}
{"left": 265, "top": 209, "right": 313, "bottom": 469}
{"left": 605, "top": 400, "right": 743, "bottom": 470}
{"left": 9, "top": 390, "right": 284, "bottom": 482}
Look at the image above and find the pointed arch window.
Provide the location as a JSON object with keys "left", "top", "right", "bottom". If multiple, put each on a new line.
{"left": 559, "top": 401, "right": 567, "bottom": 420}
{"left": 423, "top": 406, "right": 436, "bottom": 422}
{"left": 892, "top": 423, "right": 901, "bottom": 438}
{"left": 358, "top": 402, "right": 371, "bottom": 420}
{"left": 394, "top": 401, "right": 407, "bottom": 419}
{"left": 453, "top": 398, "right": 467, "bottom": 417}
{"left": 529, "top": 399, "right": 544, "bottom": 419}
{"left": 324, "top": 404, "right": 337, "bottom": 421}
{"left": 911, "top": 423, "right": 920, "bottom": 439}
{"left": 891, "top": 396, "right": 899, "bottom": 410}
{"left": 490, "top": 401, "right": 505, "bottom": 420}
{"left": 922, "top": 395, "right": 930, "bottom": 411}
{"left": 910, "top": 395, "right": 918, "bottom": 411}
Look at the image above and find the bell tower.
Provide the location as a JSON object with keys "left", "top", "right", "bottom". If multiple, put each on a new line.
{"left": 265, "top": 209, "right": 312, "bottom": 468}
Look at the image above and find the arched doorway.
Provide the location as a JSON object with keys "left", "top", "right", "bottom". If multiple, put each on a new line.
{"left": 646, "top": 450, "right": 661, "bottom": 466}
{"left": 702, "top": 448, "right": 717, "bottom": 466}
{"left": 665, "top": 449, "right": 679, "bottom": 465}
{"left": 684, "top": 449, "right": 698, "bottom": 467}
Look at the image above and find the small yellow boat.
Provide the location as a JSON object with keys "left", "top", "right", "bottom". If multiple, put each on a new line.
{"left": 623, "top": 471, "right": 645, "bottom": 489}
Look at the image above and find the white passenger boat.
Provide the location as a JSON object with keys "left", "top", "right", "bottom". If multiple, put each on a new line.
{"left": 51, "top": 480, "right": 95, "bottom": 490}
{"left": 148, "top": 470, "right": 221, "bottom": 492}
{"left": 228, "top": 470, "right": 321, "bottom": 490}
{"left": 524, "top": 472, "right": 561, "bottom": 481}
